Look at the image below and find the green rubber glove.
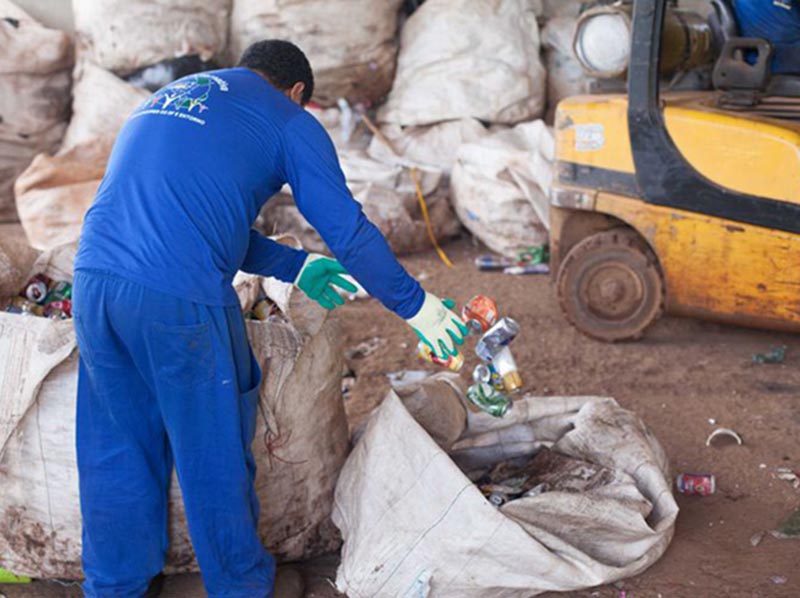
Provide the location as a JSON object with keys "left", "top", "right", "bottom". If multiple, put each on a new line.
{"left": 406, "top": 292, "right": 470, "bottom": 360}
{"left": 294, "top": 254, "right": 358, "bottom": 310}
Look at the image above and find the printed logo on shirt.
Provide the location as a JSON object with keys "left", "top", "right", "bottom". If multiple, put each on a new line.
{"left": 131, "top": 74, "right": 229, "bottom": 126}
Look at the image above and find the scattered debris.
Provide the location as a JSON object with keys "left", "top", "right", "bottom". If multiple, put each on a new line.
{"left": 774, "top": 507, "right": 800, "bottom": 538}
{"left": 475, "top": 448, "right": 620, "bottom": 506}
{"left": 676, "top": 473, "right": 716, "bottom": 496}
{"left": 504, "top": 263, "right": 550, "bottom": 275}
{"left": 341, "top": 374, "right": 356, "bottom": 398}
{"left": 750, "top": 531, "right": 766, "bottom": 547}
{"left": 705, "top": 427, "right": 743, "bottom": 447}
{"left": 775, "top": 468, "right": 800, "bottom": 489}
{"left": 475, "top": 245, "right": 550, "bottom": 275}
{"left": 475, "top": 254, "right": 516, "bottom": 271}
{"left": 752, "top": 346, "right": 787, "bottom": 364}
{"left": 345, "top": 336, "right": 386, "bottom": 360}
{"left": 771, "top": 575, "right": 788, "bottom": 585}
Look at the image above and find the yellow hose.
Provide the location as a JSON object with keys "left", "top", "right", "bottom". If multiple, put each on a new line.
{"left": 409, "top": 167, "right": 454, "bottom": 268}
{"left": 359, "top": 113, "right": 454, "bottom": 268}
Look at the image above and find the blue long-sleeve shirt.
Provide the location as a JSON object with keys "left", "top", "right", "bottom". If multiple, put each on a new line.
{"left": 75, "top": 68, "right": 424, "bottom": 318}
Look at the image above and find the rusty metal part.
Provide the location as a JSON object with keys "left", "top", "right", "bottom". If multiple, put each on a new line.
{"left": 556, "top": 228, "right": 665, "bottom": 342}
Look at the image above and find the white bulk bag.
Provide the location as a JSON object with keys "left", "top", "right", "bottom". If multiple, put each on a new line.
{"left": 333, "top": 392, "right": 678, "bottom": 597}
{"left": 0, "top": 1, "right": 72, "bottom": 220}
{"left": 378, "top": 0, "right": 546, "bottom": 126}
{"left": 72, "top": 0, "right": 229, "bottom": 74}
{"left": 366, "top": 119, "right": 489, "bottom": 175}
{"left": 451, "top": 121, "right": 554, "bottom": 257}
{"left": 229, "top": 0, "right": 403, "bottom": 106}
{"left": 14, "top": 62, "right": 149, "bottom": 250}
{"left": 0, "top": 240, "right": 348, "bottom": 578}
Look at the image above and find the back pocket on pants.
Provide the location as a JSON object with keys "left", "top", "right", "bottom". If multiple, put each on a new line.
{"left": 148, "top": 321, "right": 215, "bottom": 389}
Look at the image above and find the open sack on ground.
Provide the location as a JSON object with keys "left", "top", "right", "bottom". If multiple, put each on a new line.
{"left": 333, "top": 386, "right": 678, "bottom": 597}
{"left": 0, "top": 1, "right": 72, "bottom": 221}
{"left": 0, "top": 239, "right": 348, "bottom": 578}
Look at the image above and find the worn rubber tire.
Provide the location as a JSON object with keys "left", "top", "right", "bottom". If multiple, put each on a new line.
{"left": 557, "top": 228, "right": 665, "bottom": 342}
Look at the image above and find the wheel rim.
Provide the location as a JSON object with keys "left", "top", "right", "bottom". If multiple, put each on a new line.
{"left": 579, "top": 261, "right": 645, "bottom": 322}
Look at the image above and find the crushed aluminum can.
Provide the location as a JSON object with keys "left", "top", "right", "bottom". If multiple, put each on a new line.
{"left": 473, "top": 363, "right": 505, "bottom": 391}
{"left": 251, "top": 299, "right": 276, "bottom": 321}
{"left": 462, "top": 295, "right": 499, "bottom": 334}
{"left": 417, "top": 341, "right": 464, "bottom": 372}
{"left": 488, "top": 491, "right": 507, "bottom": 507}
{"left": 676, "top": 473, "right": 715, "bottom": 496}
{"left": 466, "top": 382, "right": 512, "bottom": 418}
{"left": 493, "top": 346, "right": 523, "bottom": 393}
{"left": 474, "top": 255, "right": 516, "bottom": 271}
{"left": 44, "top": 280, "right": 72, "bottom": 302}
{"left": 10, "top": 296, "right": 43, "bottom": 316}
{"left": 476, "top": 317, "right": 520, "bottom": 361}
{"left": 23, "top": 275, "right": 51, "bottom": 304}
{"left": 44, "top": 299, "right": 72, "bottom": 318}
{"left": 473, "top": 363, "right": 492, "bottom": 385}
{"left": 503, "top": 264, "right": 550, "bottom": 275}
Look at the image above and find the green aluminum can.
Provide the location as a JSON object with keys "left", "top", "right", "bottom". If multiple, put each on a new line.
{"left": 466, "top": 382, "right": 512, "bottom": 418}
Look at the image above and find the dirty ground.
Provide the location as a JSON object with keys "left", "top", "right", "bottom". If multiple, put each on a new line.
{"left": 2, "top": 233, "right": 799, "bottom": 598}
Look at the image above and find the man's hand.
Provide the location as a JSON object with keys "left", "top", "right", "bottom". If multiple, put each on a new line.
{"left": 406, "top": 292, "right": 469, "bottom": 360}
{"left": 294, "top": 253, "right": 358, "bottom": 310}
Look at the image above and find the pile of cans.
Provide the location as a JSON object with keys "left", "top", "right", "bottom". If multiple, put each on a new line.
{"left": 417, "top": 295, "right": 522, "bottom": 418}
{"left": 3, "top": 274, "right": 72, "bottom": 319}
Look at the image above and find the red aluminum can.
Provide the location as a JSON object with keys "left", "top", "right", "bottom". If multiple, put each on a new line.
{"left": 44, "top": 299, "right": 72, "bottom": 317}
{"left": 676, "top": 473, "right": 715, "bottom": 496}
{"left": 462, "top": 295, "right": 499, "bottom": 334}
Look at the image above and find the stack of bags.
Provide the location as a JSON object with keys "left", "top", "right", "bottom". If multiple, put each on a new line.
{"left": 368, "top": 0, "right": 558, "bottom": 258}
{"left": 0, "top": 1, "right": 72, "bottom": 222}
{"left": 4, "top": 0, "right": 595, "bottom": 258}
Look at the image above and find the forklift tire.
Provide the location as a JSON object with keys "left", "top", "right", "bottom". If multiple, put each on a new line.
{"left": 556, "top": 228, "right": 665, "bottom": 342}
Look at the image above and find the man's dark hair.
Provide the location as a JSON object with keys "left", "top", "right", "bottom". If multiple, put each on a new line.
{"left": 238, "top": 40, "right": 314, "bottom": 105}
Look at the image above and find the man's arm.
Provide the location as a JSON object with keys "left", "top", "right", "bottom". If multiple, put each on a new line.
{"left": 240, "top": 228, "right": 308, "bottom": 283}
{"left": 279, "top": 111, "right": 425, "bottom": 319}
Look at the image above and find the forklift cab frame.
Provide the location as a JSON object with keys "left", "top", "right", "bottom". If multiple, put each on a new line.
{"left": 549, "top": 0, "right": 800, "bottom": 341}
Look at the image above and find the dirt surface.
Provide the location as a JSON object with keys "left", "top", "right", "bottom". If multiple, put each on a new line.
{"left": 3, "top": 236, "right": 799, "bottom": 598}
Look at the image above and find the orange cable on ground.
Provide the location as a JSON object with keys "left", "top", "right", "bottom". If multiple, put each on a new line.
{"left": 360, "top": 113, "right": 454, "bottom": 267}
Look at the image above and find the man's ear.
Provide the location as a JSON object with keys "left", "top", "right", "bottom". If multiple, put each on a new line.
{"left": 288, "top": 81, "right": 306, "bottom": 105}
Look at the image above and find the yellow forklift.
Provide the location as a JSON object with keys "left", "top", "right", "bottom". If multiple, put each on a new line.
{"left": 550, "top": 0, "right": 800, "bottom": 341}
